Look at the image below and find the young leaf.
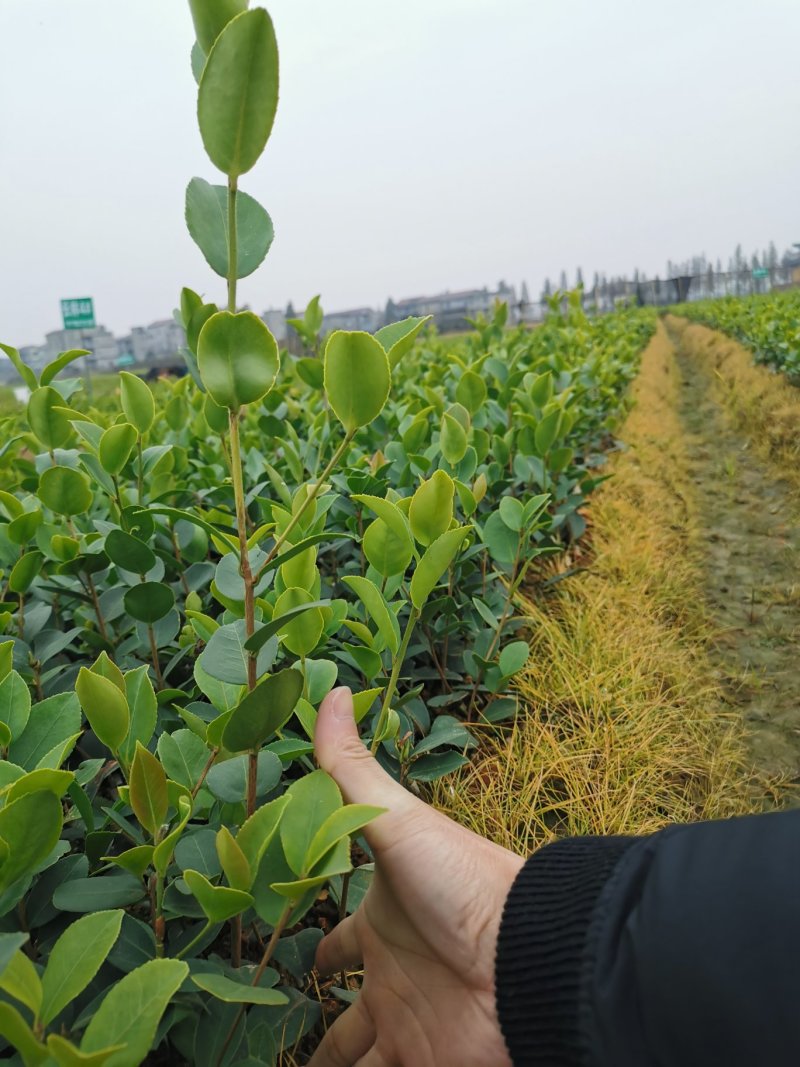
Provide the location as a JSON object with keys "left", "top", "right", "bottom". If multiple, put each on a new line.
{"left": 280, "top": 770, "right": 342, "bottom": 877}
{"left": 0, "top": 1002, "right": 48, "bottom": 1067}
{"left": 0, "top": 342, "right": 38, "bottom": 390}
{"left": 0, "top": 949, "right": 42, "bottom": 1017}
{"left": 39, "top": 348, "right": 90, "bottom": 388}
{"left": 303, "top": 804, "right": 385, "bottom": 875}
{"left": 0, "top": 791, "right": 63, "bottom": 891}
{"left": 47, "top": 1034, "right": 124, "bottom": 1067}
{"left": 76, "top": 668, "right": 130, "bottom": 753}
{"left": 197, "top": 8, "right": 279, "bottom": 178}
{"left": 80, "top": 958, "right": 189, "bottom": 1065}
{"left": 8, "top": 552, "right": 44, "bottom": 596}
{"left": 183, "top": 869, "right": 253, "bottom": 922}
{"left": 410, "top": 526, "right": 470, "bottom": 611}
{"left": 28, "top": 387, "right": 73, "bottom": 450}
{"left": 129, "top": 743, "right": 168, "bottom": 838}
{"left": 188, "top": 0, "right": 248, "bottom": 54}
{"left": 273, "top": 588, "right": 324, "bottom": 657}
{"left": 222, "top": 668, "right": 303, "bottom": 752}
{"left": 342, "top": 576, "right": 400, "bottom": 655}
{"left": 0, "top": 669, "right": 31, "bottom": 742}
{"left": 119, "top": 372, "right": 155, "bottom": 435}
{"left": 440, "top": 410, "right": 468, "bottom": 466}
{"left": 409, "top": 470, "right": 455, "bottom": 547}
{"left": 191, "top": 973, "right": 287, "bottom": 1005}
{"left": 40, "top": 910, "right": 124, "bottom": 1026}
{"left": 235, "top": 794, "right": 291, "bottom": 880}
{"left": 197, "top": 311, "right": 280, "bottom": 409}
{"left": 374, "top": 315, "right": 432, "bottom": 368}
{"left": 215, "top": 826, "right": 251, "bottom": 891}
{"left": 324, "top": 331, "right": 391, "bottom": 432}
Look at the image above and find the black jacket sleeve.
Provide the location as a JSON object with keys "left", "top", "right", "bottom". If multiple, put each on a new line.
{"left": 495, "top": 809, "right": 800, "bottom": 1067}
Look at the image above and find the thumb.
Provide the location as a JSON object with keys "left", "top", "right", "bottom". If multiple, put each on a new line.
{"left": 315, "top": 686, "right": 422, "bottom": 848}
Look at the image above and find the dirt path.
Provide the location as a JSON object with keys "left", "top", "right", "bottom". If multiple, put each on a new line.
{"left": 668, "top": 325, "right": 800, "bottom": 791}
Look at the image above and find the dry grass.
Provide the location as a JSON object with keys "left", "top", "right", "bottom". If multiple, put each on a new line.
{"left": 433, "top": 321, "right": 757, "bottom": 850}
{"left": 666, "top": 315, "right": 800, "bottom": 480}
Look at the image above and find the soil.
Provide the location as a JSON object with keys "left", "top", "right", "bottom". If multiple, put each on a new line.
{"left": 669, "top": 326, "right": 800, "bottom": 793}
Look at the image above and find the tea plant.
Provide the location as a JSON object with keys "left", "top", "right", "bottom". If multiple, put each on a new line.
{"left": 0, "top": 5, "right": 654, "bottom": 1063}
{"left": 677, "top": 290, "right": 800, "bottom": 379}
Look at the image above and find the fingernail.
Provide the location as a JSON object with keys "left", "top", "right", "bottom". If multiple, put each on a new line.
{"left": 329, "top": 686, "right": 353, "bottom": 720}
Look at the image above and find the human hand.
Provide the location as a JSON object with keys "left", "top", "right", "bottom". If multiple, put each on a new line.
{"left": 309, "top": 686, "right": 524, "bottom": 1067}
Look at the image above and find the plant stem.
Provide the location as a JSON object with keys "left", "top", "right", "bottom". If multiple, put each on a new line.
{"left": 227, "top": 178, "right": 238, "bottom": 313}
{"left": 192, "top": 747, "right": 219, "bottom": 799}
{"left": 84, "top": 573, "right": 110, "bottom": 644}
{"left": 230, "top": 914, "right": 242, "bottom": 968}
{"left": 255, "top": 428, "right": 356, "bottom": 581}
{"left": 147, "top": 624, "right": 164, "bottom": 690}
{"left": 216, "top": 902, "right": 295, "bottom": 1067}
{"left": 370, "top": 607, "right": 420, "bottom": 755}
{"left": 137, "top": 436, "right": 144, "bottom": 504}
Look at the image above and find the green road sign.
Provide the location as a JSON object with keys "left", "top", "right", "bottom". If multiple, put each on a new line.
{"left": 752, "top": 268, "right": 769, "bottom": 279}
{"left": 61, "top": 297, "right": 95, "bottom": 330}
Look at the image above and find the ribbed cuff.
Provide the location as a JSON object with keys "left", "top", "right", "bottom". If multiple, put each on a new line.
{"left": 495, "top": 836, "right": 638, "bottom": 1067}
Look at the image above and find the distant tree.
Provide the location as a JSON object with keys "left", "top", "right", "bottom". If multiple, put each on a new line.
{"left": 285, "top": 300, "right": 296, "bottom": 319}
{"left": 591, "top": 271, "right": 600, "bottom": 293}
{"left": 383, "top": 298, "right": 398, "bottom": 326}
{"left": 575, "top": 266, "right": 584, "bottom": 289}
{"left": 706, "top": 262, "right": 715, "bottom": 296}
{"left": 559, "top": 269, "right": 568, "bottom": 291}
{"left": 520, "top": 281, "right": 530, "bottom": 306}
{"left": 767, "top": 241, "right": 779, "bottom": 269}
{"left": 541, "top": 277, "right": 553, "bottom": 298}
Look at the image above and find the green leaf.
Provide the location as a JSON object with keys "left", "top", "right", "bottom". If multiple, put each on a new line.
{"left": 185, "top": 177, "right": 274, "bottom": 279}
{"left": 498, "top": 639, "right": 529, "bottom": 677}
{"left": 215, "top": 826, "right": 251, "bottom": 891}
{"left": 0, "top": 1002, "right": 48, "bottom": 1067}
{"left": 8, "top": 551, "right": 44, "bottom": 595}
{"left": 105, "top": 529, "right": 156, "bottom": 575}
{"left": 39, "top": 349, "right": 89, "bottom": 388}
{"left": 342, "top": 575, "right": 400, "bottom": 655}
{"left": 119, "top": 372, "right": 154, "bottom": 435}
{"left": 481, "top": 509, "right": 519, "bottom": 566}
{"left": 53, "top": 874, "right": 146, "bottom": 913}
{"left": 188, "top": 0, "right": 248, "bottom": 53}
{"left": 191, "top": 972, "right": 288, "bottom": 1005}
{"left": 200, "top": 618, "right": 276, "bottom": 685}
{"left": 407, "top": 750, "right": 469, "bottom": 781}
{"left": 280, "top": 769, "right": 342, "bottom": 877}
{"left": 0, "top": 948, "right": 42, "bottom": 1017}
{"left": 198, "top": 311, "right": 280, "bottom": 409}
{"left": 198, "top": 8, "right": 279, "bottom": 178}
{"left": 0, "top": 669, "right": 31, "bottom": 742}
{"left": 156, "top": 729, "right": 209, "bottom": 790}
{"left": 409, "top": 470, "right": 455, "bottom": 547}
{"left": 222, "top": 668, "right": 303, "bottom": 752}
{"left": 9, "top": 692, "right": 81, "bottom": 770}
{"left": 38, "top": 466, "right": 93, "bottom": 516}
{"left": 183, "top": 869, "right": 253, "bottom": 922}
{"left": 410, "top": 526, "right": 470, "bottom": 611}
{"left": 76, "top": 667, "right": 130, "bottom": 752}
{"left": 303, "top": 804, "right": 384, "bottom": 874}
{"left": 129, "top": 743, "right": 168, "bottom": 838}
{"left": 270, "top": 836, "right": 351, "bottom": 899}
{"left": 0, "top": 791, "right": 63, "bottom": 891}
{"left": 0, "top": 641, "right": 12, "bottom": 684}
{"left": 324, "top": 331, "right": 391, "bottom": 431}
{"left": 105, "top": 845, "right": 154, "bottom": 880}
{"left": 534, "top": 408, "right": 561, "bottom": 455}
{"left": 0, "top": 342, "right": 38, "bottom": 391}
{"left": 40, "top": 910, "right": 124, "bottom": 1026}
{"left": 152, "top": 795, "right": 192, "bottom": 877}
{"left": 499, "top": 496, "right": 524, "bottom": 532}
{"left": 28, "top": 387, "right": 73, "bottom": 449}
{"left": 205, "top": 750, "right": 281, "bottom": 804}
{"left": 350, "top": 494, "right": 412, "bottom": 545}
{"left": 99, "top": 424, "right": 137, "bottom": 476}
{"left": 123, "top": 582, "right": 175, "bottom": 624}
{"left": 374, "top": 316, "right": 432, "bottom": 368}
{"left": 235, "top": 794, "right": 291, "bottom": 880}
{"left": 81, "top": 958, "right": 189, "bottom": 1067}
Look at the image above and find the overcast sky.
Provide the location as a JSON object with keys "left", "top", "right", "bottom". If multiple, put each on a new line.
{"left": 2, "top": 0, "right": 799, "bottom": 345}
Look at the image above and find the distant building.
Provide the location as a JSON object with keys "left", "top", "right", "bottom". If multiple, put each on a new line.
{"left": 130, "top": 319, "right": 185, "bottom": 366}
{"left": 388, "top": 282, "right": 518, "bottom": 332}
{"left": 261, "top": 308, "right": 288, "bottom": 342}
{"left": 321, "top": 307, "right": 380, "bottom": 334}
{"left": 43, "top": 325, "right": 119, "bottom": 372}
